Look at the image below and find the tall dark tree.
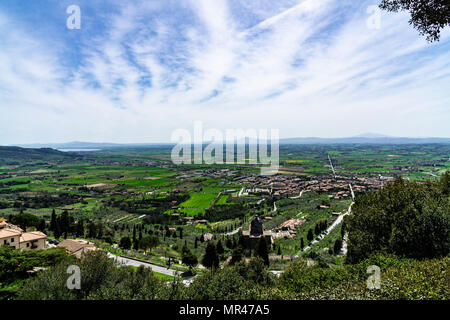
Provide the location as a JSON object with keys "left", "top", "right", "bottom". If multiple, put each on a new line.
{"left": 96, "top": 222, "right": 104, "bottom": 239}
{"left": 87, "top": 222, "right": 97, "bottom": 238}
{"left": 230, "top": 246, "right": 243, "bottom": 265}
{"left": 334, "top": 238, "right": 343, "bottom": 255}
{"left": 132, "top": 225, "right": 139, "bottom": 249}
{"left": 238, "top": 235, "right": 245, "bottom": 248}
{"left": 38, "top": 219, "right": 46, "bottom": 232}
{"left": 181, "top": 244, "right": 198, "bottom": 271}
{"left": 307, "top": 229, "right": 314, "bottom": 242}
{"left": 256, "top": 237, "right": 269, "bottom": 266}
{"left": 202, "top": 242, "right": 219, "bottom": 270}
{"left": 225, "top": 238, "right": 233, "bottom": 249}
{"left": 119, "top": 236, "right": 132, "bottom": 250}
{"left": 216, "top": 239, "right": 224, "bottom": 255}
{"left": 314, "top": 223, "right": 321, "bottom": 236}
{"left": 379, "top": 0, "right": 450, "bottom": 42}
{"left": 60, "top": 211, "right": 70, "bottom": 235}
{"left": 50, "top": 209, "right": 57, "bottom": 232}
{"left": 54, "top": 219, "right": 61, "bottom": 239}
{"left": 75, "top": 220, "right": 84, "bottom": 237}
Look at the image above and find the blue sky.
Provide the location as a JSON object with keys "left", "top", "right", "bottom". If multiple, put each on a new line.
{"left": 0, "top": 0, "right": 449, "bottom": 144}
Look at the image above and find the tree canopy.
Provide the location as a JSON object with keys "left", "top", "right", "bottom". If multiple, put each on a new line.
{"left": 380, "top": 0, "right": 450, "bottom": 42}
{"left": 346, "top": 173, "right": 450, "bottom": 263}
{"left": 202, "top": 242, "right": 219, "bottom": 270}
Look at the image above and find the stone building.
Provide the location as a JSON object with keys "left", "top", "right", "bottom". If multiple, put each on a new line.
{"left": 0, "top": 219, "right": 47, "bottom": 250}
{"left": 57, "top": 239, "right": 98, "bottom": 259}
{"left": 240, "top": 215, "right": 272, "bottom": 250}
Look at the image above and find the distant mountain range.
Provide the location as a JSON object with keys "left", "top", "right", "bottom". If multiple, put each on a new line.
{"left": 11, "top": 133, "right": 450, "bottom": 149}
{"left": 279, "top": 135, "right": 450, "bottom": 145}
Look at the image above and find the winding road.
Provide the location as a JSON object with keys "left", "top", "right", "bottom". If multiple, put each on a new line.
{"left": 290, "top": 190, "right": 303, "bottom": 199}
{"left": 107, "top": 252, "right": 181, "bottom": 277}
{"left": 294, "top": 201, "right": 354, "bottom": 258}
{"left": 221, "top": 226, "right": 242, "bottom": 236}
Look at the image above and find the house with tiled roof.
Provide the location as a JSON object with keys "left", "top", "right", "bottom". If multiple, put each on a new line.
{"left": 57, "top": 239, "right": 97, "bottom": 259}
{"left": 0, "top": 228, "right": 21, "bottom": 249}
{"left": 0, "top": 219, "right": 47, "bottom": 250}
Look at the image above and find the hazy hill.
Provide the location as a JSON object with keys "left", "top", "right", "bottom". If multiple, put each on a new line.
{"left": 279, "top": 135, "right": 450, "bottom": 144}
{"left": 16, "top": 141, "right": 172, "bottom": 149}
{"left": 0, "top": 146, "right": 78, "bottom": 164}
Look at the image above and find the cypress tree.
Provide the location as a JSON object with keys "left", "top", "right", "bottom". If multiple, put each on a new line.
{"left": 216, "top": 239, "right": 224, "bottom": 255}
{"left": 230, "top": 246, "right": 243, "bottom": 265}
{"left": 307, "top": 229, "right": 314, "bottom": 242}
{"left": 60, "top": 211, "right": 70, "bottom": 235}
{"left": 54, "top": 219, "right": 61, "bottom": 239}
{"left": 202, "top": 242, "right": 219, "bottom": 270}
{"left": 50, "top": 209, "right": 57, "bottom": 231}
{"left": 334, "top": 238, "right": 343, "bottom": 254}
{"left": 76, "top": 220, "right": 84, "bottom": 237}
{"left": 256, "top": 236, "right": 269, "bottom": 266}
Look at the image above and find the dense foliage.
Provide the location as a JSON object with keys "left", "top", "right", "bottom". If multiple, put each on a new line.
{"left": 13, "top": 251, "right": 448, "bottom": 300}
{"left": 346, "top": 173, "right": 450, "bottom": 263}
{"left": 0, "top": 246, "right": 71, "bottom": 282}
{"left": 0, "top": 246, "right": 72, "bottom": 299}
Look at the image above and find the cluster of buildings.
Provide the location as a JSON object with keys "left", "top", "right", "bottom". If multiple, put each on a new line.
{"left": 176, "top": 169, "right": 234, "bottom": 180}
{"left": 236, "top": 173, "right": 393, "bottom": 199}
{"left": 0, "top": 218, "right": 97, "bottom": 260}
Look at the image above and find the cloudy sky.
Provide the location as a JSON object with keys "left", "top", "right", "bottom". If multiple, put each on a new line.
{"left": 0, "top": 0, "right": 449, "bottom": 144}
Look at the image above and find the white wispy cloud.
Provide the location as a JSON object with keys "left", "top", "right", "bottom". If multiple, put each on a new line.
{"left": 0, "top": 0, "right": 449, "bottom": 144}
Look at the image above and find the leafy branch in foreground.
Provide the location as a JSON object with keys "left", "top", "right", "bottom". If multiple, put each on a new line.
{"left": 380, "top": 0, "right": 450, "bottom": 42}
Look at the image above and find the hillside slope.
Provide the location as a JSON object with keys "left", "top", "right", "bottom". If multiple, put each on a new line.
{"left": 0, "top": 146, "right": 77, "bottom": 164}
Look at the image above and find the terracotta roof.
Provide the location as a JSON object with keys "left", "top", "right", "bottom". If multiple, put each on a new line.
{"left": 279, "top": 219, "right": 305, "bottom": 229}
{"left": 57, "top": 239, "right": 95, "bottom": 254}
{"left": 20, "top": 231, "right": 47, "bottom": 242}
{"left": 0, "top": 228, "right": 22, "bottom": 238}
{"left": 0, "top": 222, "right": 23, "bottom": 232}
